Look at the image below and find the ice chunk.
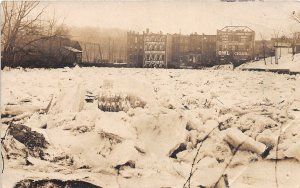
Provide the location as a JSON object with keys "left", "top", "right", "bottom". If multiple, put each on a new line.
{"left": 224, "top": 128, "right": 266, "bottom": 155}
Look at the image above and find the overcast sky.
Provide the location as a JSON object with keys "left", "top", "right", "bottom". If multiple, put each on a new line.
{"left": 41, "top": 0, "right": 300, "bottom": 38}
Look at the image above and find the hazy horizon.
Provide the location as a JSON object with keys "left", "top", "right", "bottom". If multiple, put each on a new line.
{"left": 38, "top": 1, "right": 300, "bottom": 39}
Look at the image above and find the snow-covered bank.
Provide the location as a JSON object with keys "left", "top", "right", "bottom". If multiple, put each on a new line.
{"left": 1, "top": 67, "right": 300, "bottom": 188}
{"left": 238, "top": 53, "right": 300, "bottom": 72}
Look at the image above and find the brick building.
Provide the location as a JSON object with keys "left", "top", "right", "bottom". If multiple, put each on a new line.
{"left": 127, "top": 27, "right": 262, "bottom": 68}
{"left": 217, "top": 26, "right": 255, "bottom": 65}
{"left": 166, "top": 34, "right": 173, "bottom": 68}
{"left": 143, "top": 29, "right": 167, "bottom": 68}
{"left": 190, "top": 34, "right": 217, "bottom": 66}
{"left": 170, "top": 33, "right": 217, "bottom": 68}
{"left": 202, "top": 35, "right": 217, "bottom": 65}
{"left": 170, "top": 34, "right": 190, "bottom": 67}
{"left": 127, "top": 31, "right": 144, "bottom": 67}
{"left": 127, "top": 29, "right": 168, "bottom": 68}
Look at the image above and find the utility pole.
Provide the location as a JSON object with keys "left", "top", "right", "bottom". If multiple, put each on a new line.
{"left": 108, "top": 37, "right": 111, "bottom": 62}
{"left": 84, "top": 43, "right": 89, "bottom": 62}
{"left": 98, "top": 44, "right": 102, "bottom": 61}
{"left": 93, "top": 43, "right": 96, "bottom": 62}
{"left": 111, "top": 38, "right": 113, "bottom": 62}
{"left": 202, "top": 33, "right": 204, "bottom": 64}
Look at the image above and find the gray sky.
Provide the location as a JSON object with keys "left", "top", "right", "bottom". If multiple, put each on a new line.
{"left": 41, "top": 0, "right": 300, "bottom": 38}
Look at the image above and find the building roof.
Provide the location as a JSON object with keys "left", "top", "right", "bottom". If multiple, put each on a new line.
{"left": 273, "top": 41, "right": 292, "bottom": 47}
{"left": 64, "top": 46, "right": 82, "bottom": 53}
{"left": 219, "top": 26, "right": 254, "bottom": 32}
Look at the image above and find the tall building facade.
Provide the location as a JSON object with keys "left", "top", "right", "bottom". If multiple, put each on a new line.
{"left": 170, "top": 34, "right": 190, "bottom": 67}
{"left": 166, "top": 34, "right": 173, "bottom": 68}
{"left": 143, "top": 29, "right": 167, "bottom": 68}
{"left": 127, "top": 31, "right": 144, "bottom": 67}
{"left": 217, "top": 26, "right": 255, "bottom": 65}
{"left": 170, "top": 33, "right": 217, "bottom": 67}
{"left": 188, "top": 33, "right": 217, "bottom": 66}
{"left": 127, "top": 29, "right": 167, "bottom": 68}
{"left": 202, "top": 35, "right": 217, "bottom": 65}
{"left": 127, "top": 26, "right": 262, "bottom": 68}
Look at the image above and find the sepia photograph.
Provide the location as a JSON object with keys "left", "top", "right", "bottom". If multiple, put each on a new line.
{"left": 1, "top": 0, "right": 300, "bottom": 187}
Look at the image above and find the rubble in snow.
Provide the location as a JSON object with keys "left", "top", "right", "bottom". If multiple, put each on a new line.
{"left": 224, "top": 128, "right": 267, "bottom": 155}
{"left": 49, "top": 84, "right": 85, "bottom": 114}
{"left": 98, "top": 93, "right": 146, "bottom": 112}
{"left": 284, "top": 141, "right": 300, "bottom": 161}
{"left": 3, "top": 124, "right": 49, "bottom": 160}
{"left": 14, "top": 179, "right": 102, "bottom": 188}
{"left": 1, "top": 67, "right": 300, "bottom": 188}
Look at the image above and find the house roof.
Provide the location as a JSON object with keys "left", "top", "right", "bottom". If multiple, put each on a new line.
{"left": 274, "top": 42, "right": 292, "bottom": 48}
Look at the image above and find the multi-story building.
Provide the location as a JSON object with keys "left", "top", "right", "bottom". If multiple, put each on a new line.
{"left": 217, "top": 26, "right": 255, "bottom": 65}
{"left": 166, "top": 34, "right": 173, "bottom": 68}
{"left": 189, "top": 34, "right": 217, "bottom": 66}
{"left": 170, "top": 33, "right": 217, "bottom": 68}
{"left": 203, "top": 35, "right": 217, "bottom": 65}
{"left": 127, "top": 26, "right": 260, "bottom": 68}
{"left": 127, "top": 31, "right": 144, "bottom": 67}
{"left": 170, "top": 34, "right": 190, "bottom": 67}
{"left": 143, "top": 29, "right": 167, "bottom": 68}
{"left": 127, "top": 29, "right": 168, "bottom": 68}
{"left": 187, "top": 33, "right": 203, "bottom": 66}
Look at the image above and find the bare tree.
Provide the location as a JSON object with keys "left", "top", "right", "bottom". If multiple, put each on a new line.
{"left": 1, "top": 1, "right": 68, "bottom": 66}
{"left": 291, "top": 10, "right": 300, "bottom": 24}
{"left": 259, "top": 33, "right": 267, "bottom": 65}
{"left": 289, "top": 32, "right": 300, "bottom": 61}
{"left": 272, "top": 29, "right": 283, "bottom": 64}
{"left": 289, "top": 11, "right": 300, "bottom": 61}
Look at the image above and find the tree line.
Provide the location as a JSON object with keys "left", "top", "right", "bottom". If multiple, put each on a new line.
{"left": 1, "top": 1, "right": 70, "bottom": 68}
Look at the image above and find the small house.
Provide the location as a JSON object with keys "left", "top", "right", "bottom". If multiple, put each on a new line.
{"left": 2, "top": 36, "right": 82, "bottom": 68}
{"left": 274, "top": 42, "right": 293, "bottom": 64}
